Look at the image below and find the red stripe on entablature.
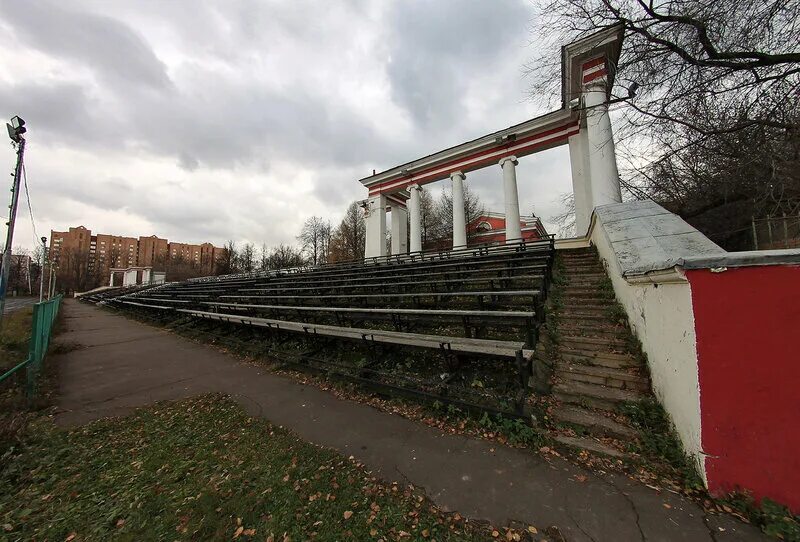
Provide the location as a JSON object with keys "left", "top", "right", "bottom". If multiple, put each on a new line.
{"left": 369, "top": 122, "right": 579, "bottom": 196}
{"left": 582, "top": 57, "right": 605, "bottom": 70}
{"left": 583, "top": 68, "right": 608, "bottom": 83}
{"left": 385, "top": 194, "right": 407, "bottom": 207}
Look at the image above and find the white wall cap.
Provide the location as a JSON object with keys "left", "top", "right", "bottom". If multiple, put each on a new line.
{"left": 593, "top": 200, "right": 724, "bottom": 277}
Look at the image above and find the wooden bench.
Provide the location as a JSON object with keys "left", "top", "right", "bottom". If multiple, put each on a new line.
{"left": 178, "top": 308, "right": 534, "bottom": 360}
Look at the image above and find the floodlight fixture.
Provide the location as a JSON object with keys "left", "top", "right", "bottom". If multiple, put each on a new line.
{"left": 10, "top": 116, "right": 24, "bottom": 130}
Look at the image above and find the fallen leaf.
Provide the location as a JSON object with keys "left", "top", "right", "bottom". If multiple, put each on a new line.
{"left": 343, "top": 511, "right": 353, "bottom": 520}
{"left": 233, "top": 525, "right": 244, "bottom": 538}
{"left": 492, "top": 530, "right": 500, "bottom": 538}
{"left": 574, "top": 475, "right": 588, "bottom": 483}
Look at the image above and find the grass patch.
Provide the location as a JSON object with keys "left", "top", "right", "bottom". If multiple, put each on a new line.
{"left": 619, "top": 399, "right": 703, "bottom": 488}
{"left": 0, "top": 395, "right": 494, "bottom": 542}
{"left": 722, "top": 494, "right": 800, "bottom": 541}
{"left": 0, "top": 307, "right": 32, "bottom": 368}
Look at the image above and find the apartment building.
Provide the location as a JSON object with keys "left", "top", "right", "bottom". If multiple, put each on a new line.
{"left": 49, "top": 226, "right": 224, "bottom": 277}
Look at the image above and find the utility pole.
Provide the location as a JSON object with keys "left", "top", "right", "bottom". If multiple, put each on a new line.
{"left": 0, "top": 116, "right": 26, "bottom": 327}
{"left": 38, "top": 236, "right": 46, "bottom": 302}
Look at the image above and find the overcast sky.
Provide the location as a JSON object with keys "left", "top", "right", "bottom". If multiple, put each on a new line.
{"left": 0, "top": 0, "right": 573, "bottom": 252}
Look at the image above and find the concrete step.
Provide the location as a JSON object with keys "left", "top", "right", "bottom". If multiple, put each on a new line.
{"left": 557, "top": 315, "right": 617, "bottom": 329}
{"left": 560, "top": 287, "right": 615, "bottom": 299}
{"left": 564, "top": 273, "right": 607, "bottom": 282}
{"left": 560, "top": 351, "right": 640, "bottom": 369}
{"left": 555, "top": 363, "right": 650, "bottom": 392}
{"left": 553, "top": 381, "right": 643, "bottom": 411}
{"left": 561, "top": 300, "right": 611, "bottom": 310}
{"left": 563, "top": 265, "right": 605, "bottom": 275}
{"left": 558, "top": 251, "right": 597, "bottom": 260}
{"left": 560, "top": 305, "right": 611, "bottom": 317}
{"left": 552, "top": 434, "right": 625, "bottom": 458}
{"left": 560, "top": 334, "right": 627, "bottom": 349}
{"left": 551, "top": 404, "right": 638, "bottom": 440}
{"left": 558, "top": 321, "right": 628, "bottom": 335}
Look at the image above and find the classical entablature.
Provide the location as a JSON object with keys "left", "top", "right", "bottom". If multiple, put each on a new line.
{"left": 359, "top": 25, "right": 625, "bottom": 258}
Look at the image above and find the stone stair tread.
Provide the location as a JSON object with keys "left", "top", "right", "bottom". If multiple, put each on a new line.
{"left": 560, "top": 352, "right": 638, "bottom": 369}
{"left": 553, "top": 434, "right": 625, "bottom": 458}
{"left": 556, "top": 362, "right": 648, "bottom": 384}
{"left": 554, "top": 381, "right": 643, "bottom": 403}
{"left": 560, "top": 310, "right": 611, "bottom": 317}
{"left": 558, "top": 323, "right": 628, "bottom": 335}
{"left": 560, "top": 334, "right": 626, "bottom": 347}
{"left": 551, "top": 405, "right": 638, "bottom": 440}
{"left": 560, "top": 347, "right": 632, "bottom": 361}
{"left": 561, "top": 299, "right": 608, "bottom": 306}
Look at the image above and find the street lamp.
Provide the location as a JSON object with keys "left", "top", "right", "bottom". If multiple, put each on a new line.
{"left": 39, "top": 236, "right": 47, "bottom": 302}
{"left": 0, "top": 115, "right": 27, "bottom": 327}
{"left": 6, "top": 116, "right": 25, "bottom": 143}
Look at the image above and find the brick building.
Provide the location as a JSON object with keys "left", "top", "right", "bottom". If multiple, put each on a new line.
{"left": 49, "top": 226, "right": 224, "bottom": 284}
{"left": 423, "top": 213, "right": 549, "bottom": 251}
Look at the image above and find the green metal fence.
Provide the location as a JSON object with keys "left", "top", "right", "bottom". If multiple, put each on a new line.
{"left": 0, "top": 295, "right": 63, "bottom": 402}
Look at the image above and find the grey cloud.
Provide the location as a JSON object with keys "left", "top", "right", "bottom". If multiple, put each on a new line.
{"left": 0, "top": 1, "right": 574, "bottom": 252}
{"left": 0, "top": 0, "right": 170, "bottom": 90}
{"left": 385, "top": 0, "right": 531, "bottom": 127}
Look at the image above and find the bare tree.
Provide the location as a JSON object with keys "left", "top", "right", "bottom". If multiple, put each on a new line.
{"left": 298, "top": 216, "right": 331, "bottom": 266}
{"left": 549, "top": 192, "right": 577, "bottom": 238}
{"left": 426, "top": 182, "right": 485, "bottom": 248}
{"left": 258, "top": 243, "right": 270, "bottom": 271}
{"left": 419, "top": 187, "right": 437, "bottom": 247}
{"left": 329, "top": 201, "right": 366, "bottom": 262}
{"left": 526, "top": 0, "right": 800, "bottom": 249}
{"left": 239, "top": 243, "right": 256, "bottom": 274}
{"left": 268, "top": 244, "right": 306, "bottom": 269}
{"left": 215, "top": 241, "right": 238, "bottom": 275}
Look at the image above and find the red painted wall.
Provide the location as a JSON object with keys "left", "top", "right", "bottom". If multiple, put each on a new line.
{"left": 687, "top": 265, "right": 800, "bottom": 512}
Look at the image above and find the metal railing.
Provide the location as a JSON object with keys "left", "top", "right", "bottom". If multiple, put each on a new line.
{"left": 0, "top": 295, "right": 62, "bottom": 403}
{"left": 187, "top": 236, "right": 556, "bottom": 284}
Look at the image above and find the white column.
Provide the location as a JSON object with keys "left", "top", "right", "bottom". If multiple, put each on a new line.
{"left": 451, "top": 171, "right": 467, "bottom": 249}
{"left": 363, "top": 195, "right": 387, "bottom": 259}
{"left": 407, "top": 185, "right": 422, "bottom": 253}
{"left": 585, "top": 81, "right": 622, "bottom": 207}
{"left": 123, "top": 269, "right": 137, "bottom": 287}
{"left": 390, "top": 204, "right": 408, "bottom": 255}
{"left": 499, "top": 156, "right": 522, "bottom": 243}
{"left": 568, "top": 131, "right": 594, "bottom": 236}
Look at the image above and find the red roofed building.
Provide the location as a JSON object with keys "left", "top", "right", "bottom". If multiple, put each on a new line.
{"left": 468, "top": 212, "right": 548, "bottom": 246}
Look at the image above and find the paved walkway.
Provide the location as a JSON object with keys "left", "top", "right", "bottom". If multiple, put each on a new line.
{"left": 54, "top": 300, "right": 766, "bottom": 542}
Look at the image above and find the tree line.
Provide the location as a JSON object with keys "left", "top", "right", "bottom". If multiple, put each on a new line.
{"left": 10, "top": 180, "right": 490, "bottom": 294}
{"left": 219, "top": 183, "right": 487, "bottom": 275}
{"left": 528, "top": 0, "right": 799, "bottom": 249}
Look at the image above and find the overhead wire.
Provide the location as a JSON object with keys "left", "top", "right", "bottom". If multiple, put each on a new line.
{"left": 21, "top": 162, "right": 39, "bottom": 247}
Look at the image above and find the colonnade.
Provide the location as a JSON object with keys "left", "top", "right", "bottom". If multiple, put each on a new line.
{"left": 363, "top": 73, "right": 622, "bottom": 258}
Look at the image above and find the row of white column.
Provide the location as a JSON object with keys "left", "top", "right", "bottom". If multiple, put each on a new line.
{"left": 364, "top": 79, "right": 623, "bottom": 258}
{"left": 366, "top": 155, "right": 525, "bottom": 259}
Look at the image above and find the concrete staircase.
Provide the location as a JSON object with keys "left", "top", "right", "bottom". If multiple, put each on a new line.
{"left": 545, "top": 247, "right": 650, "bottom": 453}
